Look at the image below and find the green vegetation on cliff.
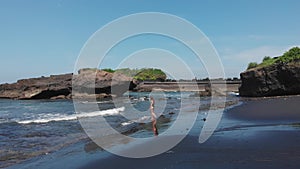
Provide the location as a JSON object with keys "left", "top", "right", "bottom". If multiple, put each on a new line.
{"left": 133, "top": 68, "right": 167, "bottom": 81}
{"left": 247, "top": 47, "right": 300, "bottom": 70}
{"left": 247, "top": 62, "right": 258, "bottom": 69}
{"left": 114, "top": 68, "right": 139, "bottom": 77}
{"left": 101, "top": 68, "right": 115, "bottom": 73}
{"left": 102, "top": 68, "right": 167, "bottom": 81}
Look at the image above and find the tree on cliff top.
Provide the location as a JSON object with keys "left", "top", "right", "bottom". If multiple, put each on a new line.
{"left": 247, "top": 62, "right": 258, "bottom": 70}
{"left": 263, "top": 56, "right": 271, "bottom": 62}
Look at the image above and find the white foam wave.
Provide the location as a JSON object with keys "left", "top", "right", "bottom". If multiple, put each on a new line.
{"left": 81, "top": 100, "right": 113, "bottom": 104}
{"left": 17, "top": 107, "right": 125, "bottom": 124}
{"left": 121, "top": 115, "right": 151, "bottom": 126}
{"left": 121, "top": 121, "right": 134, "bottom": 126}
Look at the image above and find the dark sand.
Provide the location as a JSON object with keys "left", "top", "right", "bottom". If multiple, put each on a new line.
{"left": 78, "top": 95, "right": 300, "bottom": 169}
{"left": 226, "top": 96, "right": 300, "bottom": 122}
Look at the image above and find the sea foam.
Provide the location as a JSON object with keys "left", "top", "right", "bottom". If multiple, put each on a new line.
{"left": 17, "top": 107, "right": 125, "bottom": 124}
{"left": 121, "top": 115, "right": 151, "bottom": 126}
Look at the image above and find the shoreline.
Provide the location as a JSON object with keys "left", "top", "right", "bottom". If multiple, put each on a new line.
{"left": 4, "top": 95, "right": 300, "bottom": 169}
{"left": 77, "top": 95, "right": 300, "bottom": 169}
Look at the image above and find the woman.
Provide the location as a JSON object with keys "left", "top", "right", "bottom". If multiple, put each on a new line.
{"left": 150, "top": 97, "right": 159, "bottom": 136}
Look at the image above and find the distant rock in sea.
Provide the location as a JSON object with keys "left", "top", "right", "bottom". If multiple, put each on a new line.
{"left": 0, "top": 69, "right": 135, "bottom": 100}
{"left": 239, "top": 61, "right": 300, "bottom": 97}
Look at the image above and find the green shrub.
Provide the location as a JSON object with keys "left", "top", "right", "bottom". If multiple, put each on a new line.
{"left": 115, "top": 68, "right": 167, "bottom": 81}
{"left": 247, "top": 62, "right": 258, "bottom": 70}
{"left": 115, "top": 68, "right": 140, "bottom": 77}
{"left": 101, "top": 68, "right": 115, "bottom": 73}
{"left": 133, "top": 68, "right": 166, "bottom": 81}
{"left": 260, "top": 57, "right": 277, "bottom": 67}
{"left": 263, "top": 56, "right": 271, "bottom": 62}
{"left": 278, "top": 47, "right": 300, "bottom": 63}
{"left": 246, "top": 47, "right": 300, "bottom": 70}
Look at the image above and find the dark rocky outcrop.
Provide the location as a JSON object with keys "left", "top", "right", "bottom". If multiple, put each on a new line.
{"left": 239, "top": 61, "right": 300, "bottom": 97}
{"left": 0, "top": 69, "right": 135, "bottom": 100}
{"left": 72, "top": 69, "right": 135, "bottom": 98}
{"left": 0, "top": 74, "right": 73, "bottom": 100}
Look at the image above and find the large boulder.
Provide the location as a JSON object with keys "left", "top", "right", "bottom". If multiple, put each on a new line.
{"left": 73, "top": 69, "right": 135, "bottom": 97}
{"left": 239, "top": 61, "right": 300, "bottom": 97}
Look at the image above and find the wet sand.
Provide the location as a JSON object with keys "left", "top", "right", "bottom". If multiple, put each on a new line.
{"left": 78, "top": 95, "right": 300, "bottom": 169}
{"left": 226, "top": 95, "right": 300, "bottom": 122}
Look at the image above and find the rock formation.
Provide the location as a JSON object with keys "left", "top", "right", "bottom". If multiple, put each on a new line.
{"left": 0, "top": 69, "right": 135, "bottom": 100}
{"left": 0, "top": 74, "right": 73, "bottom": 99}
{"left": 239, "top": 61, "right": 300, "bottom": 97}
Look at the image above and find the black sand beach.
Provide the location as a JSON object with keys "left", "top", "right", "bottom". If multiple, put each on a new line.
{"left": 78, "top": 95, "right": 300, "bottom": 169}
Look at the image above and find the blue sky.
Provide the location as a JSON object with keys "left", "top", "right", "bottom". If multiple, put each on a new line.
{"left": 0, "top": 0, "right": 299, "bottom": 83}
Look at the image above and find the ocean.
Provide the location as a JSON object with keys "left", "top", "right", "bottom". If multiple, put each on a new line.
{"left": 0, "top": 92, "right": 239, "bottom": 168}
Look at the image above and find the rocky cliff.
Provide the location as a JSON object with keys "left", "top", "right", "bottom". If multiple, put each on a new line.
{"left": 0, "top": 69, "right": 135, "bottom": 100}
{"left": 239, "top": 61, "right": 300, "bottom": 97}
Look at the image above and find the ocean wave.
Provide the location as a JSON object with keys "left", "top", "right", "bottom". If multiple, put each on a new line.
{"left": 121, "top": 121, "right": 134, "bottom": 126}
{"left": 121, "top": 115, "right": 151, "bottom": 126}
{"left": 17, "top": 107, "right": 125, "bottom": 124}
{"left": 80, "top": 100, "right": 113, "bottom": 104}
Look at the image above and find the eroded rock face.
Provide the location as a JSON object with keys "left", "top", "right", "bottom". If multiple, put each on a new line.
{"left": 239, "top": 61, "right": 300, "bottom": 97}
{"left": 0, "top": 69, "right": 135, "bottom": 100}
{"left": 72, "top": 69, "right": 135, "bottom": 98}
{"left": 0, "top": 74, "right": 73, "bottom": 99}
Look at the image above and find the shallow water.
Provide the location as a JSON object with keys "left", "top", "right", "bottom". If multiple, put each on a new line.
{"left": 0, "top": 92, "right": 239, "bottom": 168}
